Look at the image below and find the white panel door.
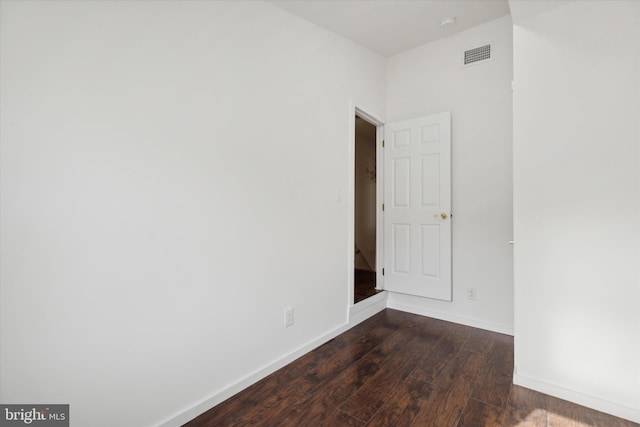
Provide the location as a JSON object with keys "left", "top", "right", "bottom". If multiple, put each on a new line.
{"left": 383, "top": 112, "right": 451, "bottom": 300}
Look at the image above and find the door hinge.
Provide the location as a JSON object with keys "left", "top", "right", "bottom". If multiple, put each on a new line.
{"left": 382, "top": 268, "right": 385, "bottom": 276}
{"left": 382, "top": 203, "right": 385, "bottom": 211}
{"left": 382, "top": 140, "right": 385, "bottom": 148}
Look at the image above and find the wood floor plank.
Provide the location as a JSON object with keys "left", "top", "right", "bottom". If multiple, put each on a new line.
{"left": 503, "top": 385, "right": 549, "bottom": 427}
{"left": 457, "top": 398, "right": 505, "bottom": 427}
{"left": 472, "top": 334, "right": 514, "bottom": 408}
{"left": 409, "top": 349, "right": 483, "bottom": 426}
{"left": 328, "top": 314, "right": 394, "bottom": 350}
{"left": 298, "top": 325, "right": 393, "bottom": 394}
{"left": 379, "top": 308, "right": 429, "bottom": 330}
{"left": 364, "top": 326, "right": 418, "bottom": 357}
{"left": 327, "top": 309, "right": 418, "bottom": 349}
{"left": 410, "top": 323, "right": 471, "bottom": 385}
{"left": 319, "top": 409, "right": 365, "bottom": 427}
{"left": 340, "top": 333, "right": 440, "bottom": 421}
{"left": 185, "top": 310, "right": 640, "bottom": 427}
{"left": 410, "top": 358, "right": 477, "bottom": 427}
{"left": 281, "top": 325, "right": 427, "bottom": 425}
{"left": 436, "top": 349, "right": 485, "bottom": 388}
{"left": 182, "top": 340, "right": 338, "bottom": 426}
{"left": 365, "top": 376, "right": 433, "bottom": 427}
{"left": 463, "top": 328, "right": 498, "bottom": 353}
{"left": 341, "top": 316, "right": 451, "bottom": 421}
{"left": 403, "top": 314, "right": 451, "bottom": 344}
{"left": 301, "top": 326, "right": 417, "bottom": 400}
{"left": 228, "top": 382, "right": 311, "bottom": 427}
{"left": 280, "top": 341, "right": 340, "bottom": 381}
{"left": 276, "top": 352, "right": 384, "bottom": 425}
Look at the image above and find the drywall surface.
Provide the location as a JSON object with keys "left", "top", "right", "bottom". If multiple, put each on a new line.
{"left": 386, "top": 16, "right": 514, "bottom": 334}
{"left": 0, "top": 1, "right": 385, "bottom": 426}
{"left": 512, "top": 0, "right": 640, "bottom": 421}
{"left": 508, "top": 0, "right": 574, "bottom": 24}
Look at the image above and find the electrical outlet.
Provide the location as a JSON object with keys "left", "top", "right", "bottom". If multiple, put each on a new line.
{"left": 466, "top": 288, "right": 477, "bottom": 300}
{"left": 284, "top": 308, "right": 294, "bottom": 327}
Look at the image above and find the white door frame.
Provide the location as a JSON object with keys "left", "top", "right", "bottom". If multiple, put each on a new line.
{"left": 348, "top": 103, "right": 385, "bottom": 307}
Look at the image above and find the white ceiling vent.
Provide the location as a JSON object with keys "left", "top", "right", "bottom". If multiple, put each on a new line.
{"left": 463, "top": 44, "right": 492, "bottom": 66}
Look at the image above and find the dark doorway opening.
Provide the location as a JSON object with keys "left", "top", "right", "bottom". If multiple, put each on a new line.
{"left": 354, "top": 115, "right": 381, "bottom": 303}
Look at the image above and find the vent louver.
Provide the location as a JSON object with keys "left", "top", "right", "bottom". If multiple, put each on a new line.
{"left": 464, "top": 44, "right": 491, "bottom": 65}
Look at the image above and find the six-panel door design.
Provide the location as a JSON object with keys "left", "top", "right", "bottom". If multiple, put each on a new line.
{"left": 383, "top": 112, "right": 452, "bottom": 301}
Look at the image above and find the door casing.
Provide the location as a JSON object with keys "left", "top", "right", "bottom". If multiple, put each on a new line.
{"left": 349, "top": 104, "right": 385, "bottom": 306}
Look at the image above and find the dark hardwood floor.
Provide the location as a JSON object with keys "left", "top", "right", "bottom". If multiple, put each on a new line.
{"left": 354, "top": 269, "right": 382, "bottom": 303}
{"left": 184, "top": 309, "right": 639, "bottom": 427}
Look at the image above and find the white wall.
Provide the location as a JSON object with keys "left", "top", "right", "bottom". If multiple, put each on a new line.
{"left": 0, "top": 1, "right": 385, "bottom": 426}
{"left": 512, "top": 0, "right": 640, "bottom": 422}
{"left": 385, "top": 16, "right": 514, "bottom": 334}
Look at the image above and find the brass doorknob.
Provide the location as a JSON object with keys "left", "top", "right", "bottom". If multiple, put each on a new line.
{"left": 440, "top": 213, "right": 448, "bottom": 220}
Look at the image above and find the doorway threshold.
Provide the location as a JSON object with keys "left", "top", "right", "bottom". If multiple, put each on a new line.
{"left": 355, "top": 288, "right": 384, "bottom": 304}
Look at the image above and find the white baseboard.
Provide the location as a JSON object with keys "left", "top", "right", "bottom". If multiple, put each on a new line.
{"left": 158, "top": 295, "right": 639, "bottom": 426}
{"left": 386, "top": 299, "right": 514, "bottom": 336}
{"left": 513, "top": 372, "right": 640, "bottom": 424}
{"left": 160, "top": 292, "right": 640, "bottom": 426}
{"left": 158, "top": 295, "right": 387, "bottom": 427}
{"left": 158, "top": 324, "right": 351, "bottom": 426}
{"left": 349, "top": 291, "right": 387, "bottom": 325}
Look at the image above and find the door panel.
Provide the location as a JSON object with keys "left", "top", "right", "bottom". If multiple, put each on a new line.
{"left": 421, "top": 154, "right": 440, "bottom": 206}
{"left": 383, "top": 112, "right": 452, "bottom": 301}
{"left": 421, "top": 224, "right": 440, "bottom": 277}
{"left": 393, "top": 158, "right": 411, "bottom": 207}
{"left": 392, "top": 223, "right": 411, "bottom": 274}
